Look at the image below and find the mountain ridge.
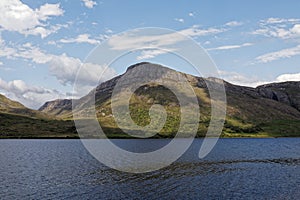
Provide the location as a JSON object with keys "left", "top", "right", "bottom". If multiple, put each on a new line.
{"left": 1, "top": 62, "right": 300, "bottom": 138}
{"left": 38, "top": 62, "right": 300, "bottom": 138}
{"left": 40, "top": 63, "right": 300, "bottom": 120}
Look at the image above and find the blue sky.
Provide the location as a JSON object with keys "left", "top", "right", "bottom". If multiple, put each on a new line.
{"left": 0, "top": 0, "right": 300, "bottom": 108}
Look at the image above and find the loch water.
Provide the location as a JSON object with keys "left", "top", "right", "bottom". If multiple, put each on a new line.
{"left": 1, "top": 138, "right": 300, "bottom": 199}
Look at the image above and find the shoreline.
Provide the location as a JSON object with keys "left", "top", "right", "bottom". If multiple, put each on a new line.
{"left": 0, "top": 136, "right": 298, "bottom": 139}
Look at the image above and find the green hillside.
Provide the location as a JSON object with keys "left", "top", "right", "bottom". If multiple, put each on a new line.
{"left": 40, "top": 62, "right": 300, "bottom": 138}
{"left": 0, "top": 94, "right": 77, "bottom": 138}
{"left": 1, "top": 62, "right": 300, "bottom": 138}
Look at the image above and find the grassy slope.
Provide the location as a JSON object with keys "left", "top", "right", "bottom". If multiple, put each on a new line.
{"left": 2, "top": 69, "right": 300, "bottom": 138}
{"left": 1, "top": 85, "right": 300, "bottom": 138}
{"left": 95, "top": 84, "right": 300, "bottom": 138}
{"left": 0, "top": 94, "right": 77, "bottom": 138}
{"left": 0, "top": 113, "right": 77, "bottom": 138}
{"left": 0, "top": 94, "right": 50, "bottom": 119}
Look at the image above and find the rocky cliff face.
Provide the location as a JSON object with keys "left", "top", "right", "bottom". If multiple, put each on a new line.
{"left": 257, "top": 82, "right": 300, "bottom": 112}
{"left": 39, "top": 99, "right": 72, "bottom": 116}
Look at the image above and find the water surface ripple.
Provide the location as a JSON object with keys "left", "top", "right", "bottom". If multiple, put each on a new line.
{"left": 1, "top": 138, "right": 300, "bottom": 199}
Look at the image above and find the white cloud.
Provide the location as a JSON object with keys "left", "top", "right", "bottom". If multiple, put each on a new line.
{"left": 0, "top": 35, "right": 4, "bottom": 46}
{"left": 219, "top": 70, "right": 300, "bottom": 88}
{"left": 136, "top": 49, "right": 175, "bottom": 60}
{"left": 291, "top": 24, "right": 300, "bottom": 35}
{"left": 203, "top": 41, "right": 211, "bottom": 45}
{"left": 0, "top": 46, "right": 15, "bottom": 58}
{"left": 255, "top": 45, "right": 300, "bottom": 63}
{"left": 208, "top": 43, "right": 253, "bottom": 51}
{"left": 0, "top": 60, "right": 14, "bottom": 71}
{"left": 188, "top": 12, "right": 194, "bottom": 17}
{"left": 252, "top": 17, "right": 300, "bottom": 39}
{"left": 0, "top": 37, "right": 17, "bottom": 58}
{"left": 36, "top": 3, "right": 64, "bottom": 21}
{"left": 25, "top": 26, "right": 57, "bottom": 38}
{"left": 0, "top": 1, "right": 39, "bottom": 32}
{"left": 0, "top": 41, "right": 116, "bottom": 90}
{"left": 17, "top": 43, "right": 53, "bottom": 64}
{"left": 105, "top": 28, "right": 113, "bottom": 34}
{"left": 252, "top": 27, "right": 292, "bottom": 39}
{"left": 96, "top": 34, "right": 111, "bottom": 41}
{"left": 0, "top": 78, "right": 66, "bottom": 109}
{"left": 0, "top": 66, "right": 13, "bottom": 71}
{"left": 275, "top": 73, "right": 300, "bottom": 82}
{"left": 4, "top": 45, "right": 116, "bottom": 87}
{"left": 108, "top": 32, "right": 179, "bottom": 51}
{"left": 174, "top": 18, "right": 184, "bottom": 23}
{"left": 48, "top": 53, "right": 116, "bottom": 87}
{"left": 218, "top": 70, "right": 269, "bottom": 87}
{"left": 108, "top": 26, "right": 226, "bottom": 51}
{"left": 225, "top": 21, "right": 243, "bottom": 27}
{"left": 263, "top": 17, "right": 300, "bottom": 24}
{"left": 0, "top": 45, "right": 117, "bottom": 107}
{"left": 0, "top": 44, "right": 116, "bottom": 107}
{"left": 179, "top": 25, "right": 225, "bottom": 37}
{"left": 252, "top": 28, "right": 269, "bottom": 36}
{"left": 0, "top": 42, "right": 57, "bottom": 64}
{"left": 82, "top": 0, "right": 97, "bottom": 8}
{"left": 47, "top": 41, "right": 57, "bottom": 45}
{"left": 59, "top": 34, "right": 100, "bottom": 45}
{"left": 0, "top": 0, "right": 64, "bottom": 38}
{"left": 106, "top": 26, "right": 226, "bottom": 61}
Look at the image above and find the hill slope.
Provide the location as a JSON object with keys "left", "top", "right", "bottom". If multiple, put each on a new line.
{"left": 39, "top": 99, "right": 72, "bottom": 117}
{"left": 0, "top": 94, "right": 77, "bottom": 138}
{"left": 40, "top": 62, "right": 300, "bottom": 138}
{"left": 0, "top": 94, "right": 49, "bottom": 119}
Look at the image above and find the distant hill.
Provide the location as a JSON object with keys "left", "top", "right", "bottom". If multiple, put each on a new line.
{"left": 39, "top": 99, "right": 72, "bottom": 117}
{"left": 0, "top": 94, "right": 77, "bottom": 138}
{"left": 0, "top": 94, "right": 48, "bottom": 119}
{"left": 39, "top": 62, "right": 300, "bottom": 138}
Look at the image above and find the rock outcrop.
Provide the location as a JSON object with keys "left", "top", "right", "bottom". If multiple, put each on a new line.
{"left": 257, "top": 82, "right": 300, "bottom": 111}
{"left": 39, "top": 99, "right": 72, "bottom": 116}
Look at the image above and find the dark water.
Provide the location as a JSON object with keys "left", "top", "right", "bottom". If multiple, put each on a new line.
{"left": 1, "top": 139, "right": 300, "bottom": 199}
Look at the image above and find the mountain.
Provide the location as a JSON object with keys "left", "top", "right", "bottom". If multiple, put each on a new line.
{"left": 0, "top": 94, "right": 76, "bottom": 138}
{"left": 39, "top": 62, "right": 300, "bottom": 138}
{"left": 39, "top": 99, "right": 72, "bottom": 117}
